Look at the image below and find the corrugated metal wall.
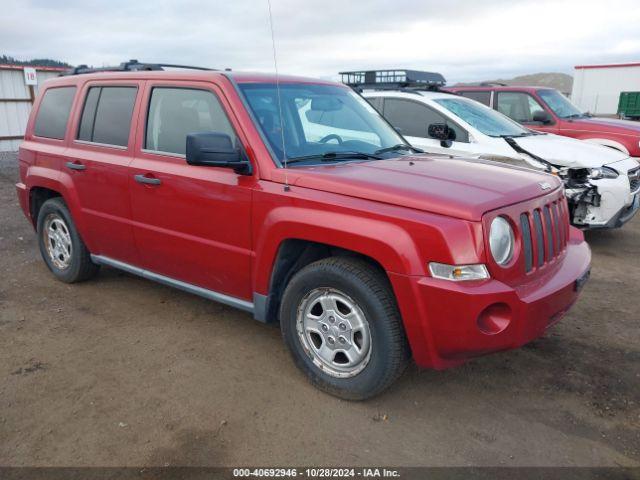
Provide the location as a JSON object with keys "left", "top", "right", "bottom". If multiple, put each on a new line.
{"left": 0, "top": 67, "right": 63, "bottom": 151}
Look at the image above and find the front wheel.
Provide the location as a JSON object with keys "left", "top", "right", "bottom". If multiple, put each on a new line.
{"left": 280, "top": 257, "right": 410, "bottom": 400}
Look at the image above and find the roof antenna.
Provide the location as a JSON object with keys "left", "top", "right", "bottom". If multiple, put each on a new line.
{"left": 266, "top": 0, "right": 290, "bottom": 192}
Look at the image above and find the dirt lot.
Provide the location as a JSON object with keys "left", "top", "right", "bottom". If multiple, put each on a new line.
{"left": 0, "top": 151, "right": 639, "bottom": 467}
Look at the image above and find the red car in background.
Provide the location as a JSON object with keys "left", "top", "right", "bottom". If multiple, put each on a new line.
{"left": 446, "top": 85, "right": 640, "bottom": 158}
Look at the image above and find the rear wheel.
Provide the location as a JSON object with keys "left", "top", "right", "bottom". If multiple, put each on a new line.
{"left": 280, "top": 257, "right": 410, "bottom": 400}
{"left": 37, "top": 197, "right": 99, "bottom": 283}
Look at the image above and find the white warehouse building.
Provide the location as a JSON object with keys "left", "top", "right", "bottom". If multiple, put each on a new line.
{"left": 0, "top": 64, "right": 66, "bottom": 152}
{"left": 571, "top": 62, "right": 640, "bottom": 116}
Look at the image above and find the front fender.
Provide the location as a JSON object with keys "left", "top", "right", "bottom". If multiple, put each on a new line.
{"left": 252, "top": 206, "right": 419, "bottom": 294}
{"left": 581, "top": 137, "right": 630, "bottom": 155}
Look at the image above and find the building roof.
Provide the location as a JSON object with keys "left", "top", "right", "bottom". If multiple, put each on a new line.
{"left": 574, "top": 62, "right": 640, "bottom": 70}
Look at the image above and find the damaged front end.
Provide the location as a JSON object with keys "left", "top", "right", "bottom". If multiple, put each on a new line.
{"left": 561, "top": 168, "right": 601, "bottom": 227}
{"left": 495, "top": 136, "right": 635, "bottom": 229}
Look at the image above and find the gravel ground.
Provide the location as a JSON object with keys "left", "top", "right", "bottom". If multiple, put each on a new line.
{"left": 0, "top": 151, "right": 638, "bottom": 467}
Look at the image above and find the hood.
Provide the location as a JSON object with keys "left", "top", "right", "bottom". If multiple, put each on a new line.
{"left": 278, "top": 156, "right": 561, "bottom": 221}
{"left": 512, "top": 133, "right": 629, "bottom": 168}
{"left": 572, "top": 116, "right": 640, "bottom": 134}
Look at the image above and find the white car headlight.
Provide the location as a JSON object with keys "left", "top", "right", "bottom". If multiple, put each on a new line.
{"left": 589, "top": 167, "right": 619, "bottom": 179}
{"left": 489, "top": 216, "right": 515, "bottom": 266}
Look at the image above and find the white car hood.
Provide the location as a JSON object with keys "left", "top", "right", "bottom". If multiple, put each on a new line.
{"left": 511, "top": 133, "right": 629, "bottom": 169}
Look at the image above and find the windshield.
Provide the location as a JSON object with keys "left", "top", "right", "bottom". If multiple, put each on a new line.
{"left": 238, "top": 83, "right": 407, "bottom": 164}
{"left": 538, "top": 89, "right": 584, "bottom": 118}
{"left": 433, "top": 97, "right": 532, "bottom": 137}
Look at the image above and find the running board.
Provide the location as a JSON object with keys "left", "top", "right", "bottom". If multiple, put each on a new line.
{"left": 90, "top": 254, "right": 254, "bottom": 313}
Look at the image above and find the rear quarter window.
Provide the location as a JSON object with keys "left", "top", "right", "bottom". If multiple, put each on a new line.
{"left": 34, "top": 87, "right": 77, "bottom": 140}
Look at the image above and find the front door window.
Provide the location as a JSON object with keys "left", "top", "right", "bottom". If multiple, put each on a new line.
{"left": 496, "top": 92, "right": 546, "bottom": 124}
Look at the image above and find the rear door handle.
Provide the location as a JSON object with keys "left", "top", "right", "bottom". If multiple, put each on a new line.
{"left": 65, "top": 161, "right": 86, "bottom": 171}
{"left": 134, "top": 174, "right": 162, "bottom": 186}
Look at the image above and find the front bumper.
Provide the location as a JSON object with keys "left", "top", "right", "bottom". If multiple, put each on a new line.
{"left": 570, "top": 176, "right": 637, "bottom": 229}
{"left": 566, "top": 157, "right": 639, "bottom": 229}
{"left": 389, "top": 229, "right": 591, "bottom": 369}
{"left": 599, "top": 192, "right": 640, "bottom": 229}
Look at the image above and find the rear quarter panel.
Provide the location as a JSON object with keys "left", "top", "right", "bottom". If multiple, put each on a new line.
{"left": 18, "top": 79, "right": 95, "bottom": 246}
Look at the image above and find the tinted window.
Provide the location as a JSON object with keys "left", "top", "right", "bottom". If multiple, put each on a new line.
{"left": 366, "top": 96, "right": 384, "bottom": 113}
{"left": 383, "top": 98, "right": 468, "bottom": 142}
{"left": 34, "top": 87, "right": 76, "bottom": 139}
{"left": 77, "top": 88, "right": 100, "bottom": 141}
{"left": 496, "top": 92, "right": 545, "bottom": 123}
{"left": 458, "top": 90, "right": 491, "bottom": 106}
{"left": 146, "top": 88, "right": 235, "bottom": 155}
{"left": 78, "top": 86, "right": 137, "bottom": 146}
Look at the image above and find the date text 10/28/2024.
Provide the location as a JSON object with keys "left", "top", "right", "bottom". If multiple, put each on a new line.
{"left": 233, "top": 468, "right": 400, "bottom": 478}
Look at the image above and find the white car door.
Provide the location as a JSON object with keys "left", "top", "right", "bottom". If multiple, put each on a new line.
{"left": 380, "top": 97, "right": 479, "bottom": 156}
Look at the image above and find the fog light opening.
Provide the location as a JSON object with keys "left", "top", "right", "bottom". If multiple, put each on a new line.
{"left": 477, "top": 303, "right": 512, "bottom": 335}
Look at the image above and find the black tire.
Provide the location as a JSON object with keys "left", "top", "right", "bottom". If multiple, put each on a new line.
{"left": 280, "top": 257, "right": 410, "bottom": 400}
{"left": 37, "top": 197, "right": 99, "bottom": 283}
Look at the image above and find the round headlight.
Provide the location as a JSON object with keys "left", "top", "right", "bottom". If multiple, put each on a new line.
{"left": 489, "top": 216, "right": 514, "bottom": 266}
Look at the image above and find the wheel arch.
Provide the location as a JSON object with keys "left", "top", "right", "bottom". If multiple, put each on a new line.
{"left": 252, "top": 207, "right": 424, "bottom": 324}
{"left": 254, "top": 238, "right": 392, "bottom": 324}
{"left": 29, "top": 186, "right": 62, "bottom": 228}
{"left": 25, "top": 172, "right": 92, "bottom": 249}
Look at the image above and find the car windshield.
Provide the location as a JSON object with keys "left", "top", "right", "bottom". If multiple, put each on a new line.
{"left": 238, "top": 83, "right": 407, "bottom": 164}
{"left": 538, "top": 89, "right": 585, "bottom": 118}
{"left": 433, "top": 97, "right": 533, "bottom": 137}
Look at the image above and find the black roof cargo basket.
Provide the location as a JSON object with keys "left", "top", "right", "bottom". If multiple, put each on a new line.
{"left": 340, "top": 69, "right": 446, "bottom": 91}
{"left": 62, "top": 59, "right": 215, "bottom": 76}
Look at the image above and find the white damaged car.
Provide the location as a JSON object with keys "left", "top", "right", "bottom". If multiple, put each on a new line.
{"left": 363, "top": 89, "right": 640, "bottom": 229}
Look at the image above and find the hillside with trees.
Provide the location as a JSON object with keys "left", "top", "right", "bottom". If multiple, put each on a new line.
{"left": 0, "top": 54, "right": 71, "bottom": 68}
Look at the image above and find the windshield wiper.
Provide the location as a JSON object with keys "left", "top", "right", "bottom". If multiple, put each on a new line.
{"left": 562, "top": 113, "right": 585, "bottom": 119}
{"left": 502, "top": 136, "right": 555, "bottom": 173}
{"left": 285, "top": 151, "right": 382, "bottom": 164}
{"left": 497, "top": 132, "right": 537, "bottom": 138}
{"left": 374, "top": 143, "right": 423, "bottom": 155}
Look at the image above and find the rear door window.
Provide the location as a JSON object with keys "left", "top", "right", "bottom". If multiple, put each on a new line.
{"left": 34, "top": 87, "right": 77, "bottom": 139}
{"left": 457, "top": 90, "right": 491, "bottom": 106}
{"left": 77, "top": 86, "right": 137, "bottom": 147}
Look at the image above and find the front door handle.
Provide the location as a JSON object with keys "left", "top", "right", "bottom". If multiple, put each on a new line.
{"left": 134, "top": 174, "right": 161, "bottom": 186}
{"left": 65, "top": 161, "right": 86, "bottom": 171}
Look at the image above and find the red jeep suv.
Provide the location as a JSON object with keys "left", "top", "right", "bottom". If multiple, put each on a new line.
{"left": 16, "top": 61, "right": 591, "bottom": 399}
{"left": 447, "top": 85, "right": 640, "bottom": 158}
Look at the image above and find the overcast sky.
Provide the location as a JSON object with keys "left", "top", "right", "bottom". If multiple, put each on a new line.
{"left": 3, "top": 0, "right": 640, "bottom": 83}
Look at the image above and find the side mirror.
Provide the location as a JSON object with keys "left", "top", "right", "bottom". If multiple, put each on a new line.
{"left": 186, "top": 132, "right": 252, "bottom": 175}
{"left": 428, "top": 123, "right": 454, "bottom": 148}
{"left": 532, "top": 110, "right": 552, "bottom": 124}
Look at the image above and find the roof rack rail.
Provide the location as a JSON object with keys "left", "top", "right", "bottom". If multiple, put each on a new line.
{"left": 339, "top": 69, "right": 446, "bottom": 91}
{"left": 478, "top": 81, "right": 508, "bottom": 86}
{"left": 62, "top": 59, "right": 215, "bottom": 76}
